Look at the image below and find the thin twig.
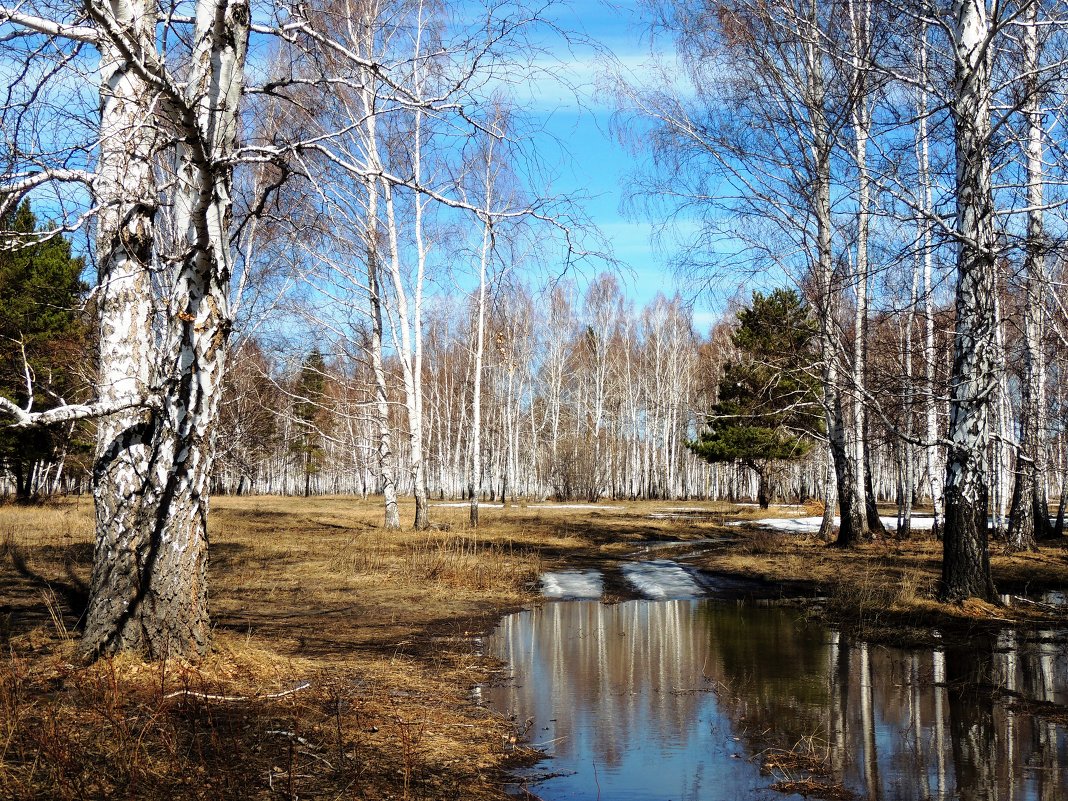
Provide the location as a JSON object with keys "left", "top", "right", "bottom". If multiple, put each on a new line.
{"left": 163, "top": 680, "right": 311, "bottom": 702}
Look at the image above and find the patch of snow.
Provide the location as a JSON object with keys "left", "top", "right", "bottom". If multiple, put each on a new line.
{"left": 434, "top": 502, "right": 618, "bottom": 511}
{"left": 530, "top": 504, "right": 617, "bottom": 510}
{"left": 649, "top": 514, "right": 708, "bottom": 520}
{"left": 433, "top": 502, "right": 504, "bottom": 508}
{"left": 541, "top": 570, "right": 604, "bottom": 599}
{"left": 739, "top": 515, "right": 938, "bottom": 534}
{"left": 620, "top": 560, "right": 703, "bottom": 600}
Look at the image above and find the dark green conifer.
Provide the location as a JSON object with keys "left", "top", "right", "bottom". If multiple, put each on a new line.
{"left": 688, "top": 289, "right": 822, "bottom": 508}
{"left": 0, "top": 201, "right": 89, "bottom": 498}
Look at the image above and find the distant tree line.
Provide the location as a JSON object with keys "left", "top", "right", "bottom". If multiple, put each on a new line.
{"left": 5, "top": 0, "right": 1068, "bottom": 657}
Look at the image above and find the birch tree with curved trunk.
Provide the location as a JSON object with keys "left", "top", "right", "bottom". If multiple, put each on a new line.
{"left": 0, "top": 0, "right": 250, "bottom": 656}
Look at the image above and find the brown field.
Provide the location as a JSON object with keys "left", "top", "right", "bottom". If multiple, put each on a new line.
{"left": 1, "top": 496, "right": 1066, "bottom": 800}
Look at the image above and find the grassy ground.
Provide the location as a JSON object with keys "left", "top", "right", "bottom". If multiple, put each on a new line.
{"left": 1, "top": 496, "right": 1066, "bottom": 799}
{"left": 689, "top": 506, "right": 1068, "bottom": 642}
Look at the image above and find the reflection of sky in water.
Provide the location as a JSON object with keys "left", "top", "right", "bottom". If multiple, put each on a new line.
{"left": 484, "top": 601, "right": 1068, "bottom": 801}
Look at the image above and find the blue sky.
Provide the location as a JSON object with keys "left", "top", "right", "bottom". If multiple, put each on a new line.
{"left": 504, "top": 0, "right": 724, "bottom": 333}
{"left": 3, "top": 0, "right": 725, "bottom": 333}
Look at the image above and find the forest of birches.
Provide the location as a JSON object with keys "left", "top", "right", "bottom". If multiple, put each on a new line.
{"left": 4, "top": 250, "right": 1065, "bottom": 532}
{"left": 2, "top": 0, "right": 1068, "bottom": 638}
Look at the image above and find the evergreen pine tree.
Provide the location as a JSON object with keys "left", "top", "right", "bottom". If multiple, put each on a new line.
{"left": 0, "top": 201, "right": 89, "bottom": 498}
{"left": 688, "top": 289, "right": 822, "bottom": 508}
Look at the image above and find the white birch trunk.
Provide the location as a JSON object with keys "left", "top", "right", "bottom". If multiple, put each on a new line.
{"left": 916, "top": 20, "right": 944, "bottom": 532}
{"left": 801, "top": 11, "right": 865, "bottom": 546}
{"left": 942, "top": 0, "right": 998, "bottom": 601}
{"left": 1008, "top": 0, "right": 1050, "bottom": 549}
{"left": 469, "top": 204, "right": 492, "bottom": 527}
{"left": 849, "top": 0, "right": 880, "bottom": 537}
{"left": 85, "top": 0, "right": 250, "bottom": 657}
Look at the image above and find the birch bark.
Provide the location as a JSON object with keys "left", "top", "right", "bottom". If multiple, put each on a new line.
{"left": 915, "top": 19, "right": 944, "bottom": 535}
{"left": 848, "top": 0, "right": 882, "bottom": 537}
{"left": 800, "top": 8, "right": 864, "bottom": 547}
{"left": 84, "top": 0, "right": 250, "bottom": 656}
{"left": 1008, "top": 0, "right": 1050, "bottom": 549}
{"left": 941, "top": 0, "right": 998, "bottom": 601}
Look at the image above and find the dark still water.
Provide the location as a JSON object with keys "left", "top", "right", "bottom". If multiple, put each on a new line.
{"left": 484, "top": 601, "right": 1068, "bottom": 801}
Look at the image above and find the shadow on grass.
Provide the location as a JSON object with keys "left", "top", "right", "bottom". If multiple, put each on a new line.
{"left": 1, "top": 537, "right": 90, "bottom": 633}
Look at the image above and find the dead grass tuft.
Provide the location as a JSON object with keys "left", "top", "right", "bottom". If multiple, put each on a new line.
{"left": 770, "top": 778, "right": 857, "bottom": 800}
{"left": 0, "top": 495, "right": 551, "bottom": 801}
{"left": 755, "top": 734, "right": 845, "bottom": 798}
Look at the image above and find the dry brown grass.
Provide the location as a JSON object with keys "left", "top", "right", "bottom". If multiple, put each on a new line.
{"left": 693, "top": 517, "right": 1068, "bottom": 637}
{"left": 2, "top": 496, "right": 1067, "bottom": 799}
{"left": 0, "top": 495, "right": 567, "bottom": 801}
{"left": 0, "top": 495, "right": 730, "bottom": 800}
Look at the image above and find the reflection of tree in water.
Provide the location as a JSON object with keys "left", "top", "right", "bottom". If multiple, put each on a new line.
{"left": 944, "top": 632, "right": 1068, "bottom": 801}
{"left": 488, "top": 601, "right": 721, "bottom": 769}
{"left": 699, "top": 609, "right": 882, "bottom": 796}
{"left": 486, "top": 601, "right": 1068, "bottom": 801}
{"left": 1019, "top": 630, "right": 1064, "bottom": 800}
{"left": 947, "top": 645, "right": 998, "bottom": 801}
{"left": 699, "top": 607, "right": 1068, "bottom": 801}
{"left": 697, "top": 604, "right": 829, "bottom": 747}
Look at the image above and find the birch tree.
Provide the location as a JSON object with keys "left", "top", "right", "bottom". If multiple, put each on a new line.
{"left": 941, "top": 0, "right": 999, "bottom": 601}
{"left": 614, "top": 0, "right": 869, "bottom": 542}
{"left": 0, "top": 0, "right": 251, "bottom": 655}
{"left": 1007, "top": 0, "right": 1054, "bottom": 549}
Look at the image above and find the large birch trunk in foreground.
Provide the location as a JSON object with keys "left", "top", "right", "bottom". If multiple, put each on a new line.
{"left": 941, "top": 0, "right": 997, "bottom": 602}
{"left": 83, "top": 0, "right": 249, "bottom": 657}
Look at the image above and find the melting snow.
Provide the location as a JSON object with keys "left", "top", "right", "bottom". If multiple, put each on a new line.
{"left": 433, "top": 503, "right": 617, "bottom": 510}
{"left": 433, "top": 502, "right": 504, "bottom": 508}
{"left": 541, "top": 570, "right": 604, "bottom": 599}
{"left": 733, "top": 503, "right": 805, "bottom": 509}
{"left": 621, "top": 560, "right": 703, "bottom": 599}
{"left": 648, "top": 514, "right": 712, "bottom": 520}
{"left": 530, "top": 504, "right": 618, "bottom": 510}
{"left": 738, "top": 515, "right": 938, "bottom": 534}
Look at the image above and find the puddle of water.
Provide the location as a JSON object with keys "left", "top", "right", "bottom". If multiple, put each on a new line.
{"left": 485, "top": 600, "right": 1068, "bottom": 801}
{"left": 1001, "top": 591, "right": 1068, "bottom": 611}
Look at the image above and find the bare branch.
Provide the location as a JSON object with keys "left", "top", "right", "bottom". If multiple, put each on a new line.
{"left": 0, "top": 6, "right": 98, "bottom": 43}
